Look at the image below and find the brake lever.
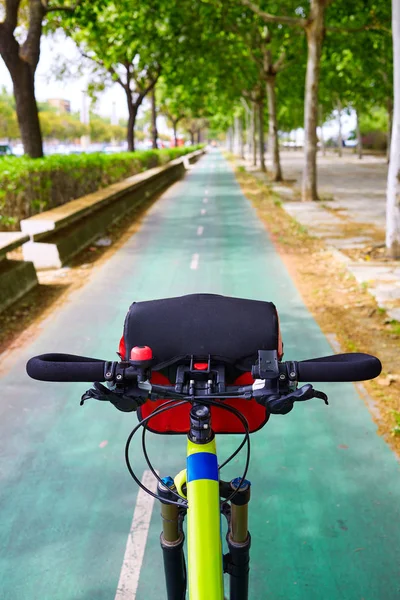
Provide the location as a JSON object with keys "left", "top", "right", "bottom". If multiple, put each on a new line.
{"left": 80, "top": 381, "right": 149, "bottom": 412}
{"left": 263, "top": 384, "right": 329, "bottom": 415}
{"left": 291, "top": 384, "right": 329, "bottom": 405}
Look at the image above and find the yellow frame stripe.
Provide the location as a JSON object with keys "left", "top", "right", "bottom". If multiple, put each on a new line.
{"left": 186, "top": 438, "right": 224, "bottom": 600}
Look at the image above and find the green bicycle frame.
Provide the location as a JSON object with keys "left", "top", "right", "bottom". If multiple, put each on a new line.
{"left": 159, "top": 404, "right": 251, "bottom": 600}
{"left": 186, "top": 436, "right": 224, "bottom": 599}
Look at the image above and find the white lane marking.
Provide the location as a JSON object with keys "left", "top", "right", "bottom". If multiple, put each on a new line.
{"left": 201, "top": 208, "right": 207, "bottom": 215}
{"left": 197, "top": 226, "right": 204, "bottom": 236}
{"left": 190, "top": 253, "right": 199, "bottom": 269}
{"left": 114, "top": 470, "right": 158, "bottom": 600}
{"left": 203, "top": 197, "right": 208, "bottom": 204}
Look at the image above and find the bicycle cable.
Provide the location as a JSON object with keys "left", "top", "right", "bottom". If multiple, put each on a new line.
{"left": 126, "top": 397, "right": 251, "bottom": 506}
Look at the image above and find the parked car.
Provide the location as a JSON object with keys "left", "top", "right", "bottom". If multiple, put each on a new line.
{"left": 0, "top": 144, "right": 14, "bottom": 156}
{"left": 344, "top": 139, "right": 358, "bottom": 148}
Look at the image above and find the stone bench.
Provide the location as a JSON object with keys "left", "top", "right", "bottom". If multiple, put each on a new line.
{"left": 21, "top": 149, "right": 204, "bottom": 269}
{"left": 0, "top": 232, "right": 38, "bottom": 313}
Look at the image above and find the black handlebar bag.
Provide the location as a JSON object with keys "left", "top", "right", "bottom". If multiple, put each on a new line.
{"left": 119, "top": 293, "right": 283, "bottom": 434}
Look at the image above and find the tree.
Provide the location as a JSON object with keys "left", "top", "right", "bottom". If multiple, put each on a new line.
{"left": 241, "top": 0, "right": 389, "bottom": 200}
{"left": 320, "top": 18, "right": 392, "bottom": 159}
{"left": 0, "top": 0, "right": 81, "bottom": 157}
{"left": 150, "top": 87, "right": 158, "bottom": 149}
{"left": 386, "top": 0, "right": 400, "bottom": 258}
{"left": 182, "top": 117, "right": 200, "bottom": 145}
{"left": 158, "top": 82, "right": 187, "bottom": 147}
{"left": 57, "top": 0, "right": 166, "bottom": 150}
{"left": 39, "top": 110, "right": 88, "bottom": 140}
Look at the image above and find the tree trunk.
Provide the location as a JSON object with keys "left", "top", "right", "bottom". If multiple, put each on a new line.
{"left": 234, "top": 116, "right": 240, "bottom": 155}
{"left": 12, "top": 63, "right": 43, "bottom": 158}
{"left": 258, "top": 99, "right": 266, "bottom": 172}
{"left": 151, "top": 87, "right": 158, "bottom": 149}
{"left": 266, "top": 75, "right": 282, "bottom": 181}
{"left": 4, "top": 56, "right": 42, "bottom": 158}
{"left": 244, "top": 102, "right": 252, "bottom": 159}
{"left": 227, "top": 127, "right": 233, "bottom": 152}
{"left": 301, "top": 0, "right": 325, "bottom": 201}
{"left": 197, "top": 129, "right": 201, "bottom": 144}
{"left": 252, "top": 102, "right": 257, "bottom": 166}
{"left": 387, "top": 96, "right": 393, "bottom": 162}
{"left": 239, "top": 115, "right": 245, "bottom": 159}
{"left": 386, "top": 0, "right": 400, "bottom": 258}
{"left": 0, "top": 3, "right": 45, "bottom": 158}
{"left": 337, "top": 99, "right": 343, "bottom": 157}
{"left": 355, "top": 109, "right": 363, "bottom": 159}
{"left": 127, "top": 106, "right": 137, "bottom": 152}
{"left": 191, "top": 131, "right": 195, "bottom": 145}
{"left": 173, "top": 121, "right": 178, "bottom": 147}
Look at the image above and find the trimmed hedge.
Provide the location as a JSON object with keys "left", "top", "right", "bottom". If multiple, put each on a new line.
{"left": 0, "top": 145, "right": 203, "bottom": 230}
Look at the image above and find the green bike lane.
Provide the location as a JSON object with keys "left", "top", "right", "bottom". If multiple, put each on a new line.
{"left": 1, "top": 150, "right": 399, "bottom": 600}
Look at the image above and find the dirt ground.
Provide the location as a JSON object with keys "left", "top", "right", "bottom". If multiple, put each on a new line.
{"left": 234, "top": 167, "right": 400, "bottom": 456}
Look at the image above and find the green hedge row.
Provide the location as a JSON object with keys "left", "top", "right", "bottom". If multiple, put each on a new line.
{"left": 0, "top": 145, "right": 203, "bottom": 230}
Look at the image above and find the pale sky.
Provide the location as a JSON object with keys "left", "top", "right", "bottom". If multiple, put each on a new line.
{"left": 0, "top": 33, "right": 355, "bottom": 138}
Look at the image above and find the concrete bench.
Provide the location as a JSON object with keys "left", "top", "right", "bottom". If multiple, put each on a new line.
{"left": 21, "top": 149, "right": 204, "bottom": 269}
{"left": 0, "top": 232, "right": 38, "bottom": 313}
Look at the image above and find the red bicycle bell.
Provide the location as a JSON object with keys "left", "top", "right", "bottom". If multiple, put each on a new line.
{"left": 130, "top": 346, "right": 153, "bottom": 361}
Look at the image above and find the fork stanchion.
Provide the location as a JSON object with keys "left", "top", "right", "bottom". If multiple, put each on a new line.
{"left": 158, "top": 478, "right": 187, "bottom": 600}
{"left": 225, "top": 478, "right": 251, "bottom": 600}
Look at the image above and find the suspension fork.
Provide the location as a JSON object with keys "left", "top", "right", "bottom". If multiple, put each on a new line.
{"left": 221, "top": 478, "right": 251, "bottom": 600}
{"left": 158, "top": 477, "right": 186, "bottom": 600}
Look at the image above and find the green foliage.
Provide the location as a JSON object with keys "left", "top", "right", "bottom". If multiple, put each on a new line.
{"left": 0, "top": 89, "right": 126, "bottom": 144}
{"left": 89, "top": 113, "right": 126, "bottom": 142}
{"left": 0, "top": 145, "right": 202, "bottom": 230}
{"left": 39, "top": 111, "right": 88, "bottom": 141}
{"left": 392, "top": 412, "right": 400, "bottom": 437}
{"left": 320, "top": 1, "right": 392, "bottom": 121}
{"left": 359, "top": 107, "right": 389, "bottom": 134}
{"left": 0, "top": 87, "right": 19, "bottom": 140}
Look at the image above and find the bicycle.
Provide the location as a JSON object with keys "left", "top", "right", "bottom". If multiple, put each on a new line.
{"left": 26, "top": 293, "right": 382, "bottom": 600}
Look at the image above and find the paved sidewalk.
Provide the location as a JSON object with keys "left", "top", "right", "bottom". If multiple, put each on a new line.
{"left": 246, "top": 150, "right": 400, "bottom": 322}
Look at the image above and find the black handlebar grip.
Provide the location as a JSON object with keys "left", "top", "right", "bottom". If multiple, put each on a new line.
{"left": 296, "top": 352, "right": 382, "bottom": 382}
{"left": 26, "top": 353, "right": 106, "bottom": 382}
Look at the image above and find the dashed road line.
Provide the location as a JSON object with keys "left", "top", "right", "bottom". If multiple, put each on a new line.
{"left": 190, "top": 253, "right": 200, "bottom": 270}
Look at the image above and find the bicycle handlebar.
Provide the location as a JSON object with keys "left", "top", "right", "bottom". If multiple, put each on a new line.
{"left": 296, "top": 353, "right": 382, "bottom": 382}
{"left": 27, "top": 353, "right": 106, "bottom": 382}
{"left": 26, "top": 351, "right": 381, "bottom": 384}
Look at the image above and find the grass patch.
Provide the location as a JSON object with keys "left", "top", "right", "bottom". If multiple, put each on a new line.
{"left": 392, "top": 412, "right": 400, "bottom": 436}
{"left": 389, "top": 320, "right": 400, "bottom": 336}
